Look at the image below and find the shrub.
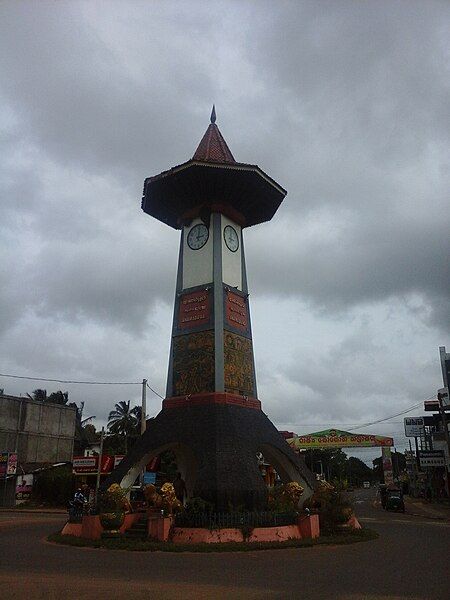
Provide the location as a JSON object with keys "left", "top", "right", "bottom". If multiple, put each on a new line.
{"left": 304, "top": 482, "right": 353, "bottom": 534}
{"left": 98, "top": 484, "right": 130, "bottom": 514}
{"left": 34, "top": 465, "right": 73, "bottom": 506}
{"left": 268, "top": 482, "right": 304, "bottom": 512}
{"left": 185, "top": 497, "right": 214, "bottom": 515}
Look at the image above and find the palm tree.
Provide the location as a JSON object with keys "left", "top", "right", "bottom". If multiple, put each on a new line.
{"left": 107, "top": 400, "right": 140, "bottom": 453}
{"left": 32, "top": 389, "right": 47, "bottom": 402}
{"left": 47, "top": 390, "right": 69, "bottom": 405}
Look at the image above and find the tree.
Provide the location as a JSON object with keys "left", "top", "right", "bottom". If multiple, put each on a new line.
{"left": 47, "top": 390, "right": 69, "bottom": 405}
{"left": 304, "top": 448, "right": 348, "bottom": 481}
{"left": 32, "top": 389, "right": 47, "bottom": 402}
{"left": 107, "top": 400, "right": 141, "bottom": 453}
{"left": 347, "top": 456, "right": 373, "bottom": 486}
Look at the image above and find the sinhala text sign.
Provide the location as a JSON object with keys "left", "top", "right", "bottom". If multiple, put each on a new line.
{"left": 404, "top": 417, "right": 424, "bottom": 437}
{"left": 287, "top": 429, "right": 394, "bottom": 449}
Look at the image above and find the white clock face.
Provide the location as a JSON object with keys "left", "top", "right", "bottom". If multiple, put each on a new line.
{"left": 187, "top": 223, "right": 209, "bottom": 250}
{"left": 223, "top": 225, "right": 239, "bottom": 252}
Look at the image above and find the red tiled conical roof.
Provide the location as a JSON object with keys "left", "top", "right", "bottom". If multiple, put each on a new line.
{"left": 193, "top": 107, "right": 236, "bottom": 163}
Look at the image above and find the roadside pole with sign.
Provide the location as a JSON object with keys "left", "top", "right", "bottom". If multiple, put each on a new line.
{"left": 95, "top": 427, "right": 105, "bottom": 506}
{"left": 404, "top": 417, "right": 425, "bottom": 477}
{"left": 0, "top": 453, "right": 7, "bottom": 506}
{"left": 1, "top": 452, "right": 18, "bottom": 507}
{"left": 437, "top": 389, "right": 450, "bottom": 496}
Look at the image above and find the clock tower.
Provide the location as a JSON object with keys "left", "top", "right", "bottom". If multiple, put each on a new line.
{"left": 107, "top": 108, "right": 316, "bottom": 510}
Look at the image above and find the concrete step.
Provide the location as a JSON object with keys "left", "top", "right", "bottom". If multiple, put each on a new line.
{"left": 124, "top": 518, "right": 148, "bottom": 538}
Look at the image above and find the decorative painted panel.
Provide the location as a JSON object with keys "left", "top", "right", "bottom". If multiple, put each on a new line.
{"left": 223, "top": 331, "right": 255, "bottom": 396}
{"left": 172, "top": 331, "right": 215, "bottom": 396}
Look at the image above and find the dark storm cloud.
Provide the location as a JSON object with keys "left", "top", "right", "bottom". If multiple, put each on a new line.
{"left": 0, "top": 1, "right": 448, "bottom": 437}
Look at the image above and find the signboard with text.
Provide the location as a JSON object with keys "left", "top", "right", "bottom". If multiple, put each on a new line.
{"left": 404, "top": 417, "right": 424, "bottom": 437}
{"left": 0, "top": 453, "right": 8, "bottom": 477}
{"left": 72, "top": 455, "right": 114, "bottom": 475}
{"left": 419, "top": 450, "right": 445, "bottom": 468}
{"left": 7, "top": 453, "right": 17, "bottom": 475}
{"left": 288, "top": 429, "right": 394, "bottom": 449}
{"left": 382, "top": 447, "right": 394, "bottom": 486}
{"left": 0, "top": 452, "right": 17, "bottom": 477}
{"left": 438, "top": 387, "right": 449, "bottom": 408}
{"left": 225, "top": 290, "right": 248, "bottom": 333}
{"left": 178, "top": 289, "right": 210, "bottom": 330}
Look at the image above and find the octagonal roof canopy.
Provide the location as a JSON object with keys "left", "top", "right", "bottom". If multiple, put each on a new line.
{"left": 142, "top": 108, "right": 287, "bottom": 229}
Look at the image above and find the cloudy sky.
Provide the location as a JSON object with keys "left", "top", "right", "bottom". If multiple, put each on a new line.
{"left": 1, "top": 1, "right": 449, "bottom": 463}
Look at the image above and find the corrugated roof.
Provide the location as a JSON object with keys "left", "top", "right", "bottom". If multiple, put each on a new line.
{"left": 192, "top": 123, "right": 236, "bottom": 164}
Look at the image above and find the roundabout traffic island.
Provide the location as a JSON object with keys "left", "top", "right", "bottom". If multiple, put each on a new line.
{"left": 49, "top": 525, "right": 377, "bottom": 553}
{"left": 57, "top": 482, "right": 371, "bottom": 552}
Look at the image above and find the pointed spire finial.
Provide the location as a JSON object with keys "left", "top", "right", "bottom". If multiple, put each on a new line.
{"left": 210, "top": 104, "right": 216, "bottom": 124}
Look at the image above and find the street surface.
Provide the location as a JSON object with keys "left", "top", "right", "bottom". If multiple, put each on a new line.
{"left": 0, "top": 489, "right": 448, "bottom": 599}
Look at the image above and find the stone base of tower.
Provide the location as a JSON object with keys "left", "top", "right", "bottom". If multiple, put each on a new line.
{"left": 105, "top": 399, "right": 317, "bottom": 511}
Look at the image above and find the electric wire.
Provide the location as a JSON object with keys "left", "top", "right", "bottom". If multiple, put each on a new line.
{"left": 0, "top": 371, "right": 164, "bottom": 398}
{"left": 279, "top": 396, "right": 434, "bottom": 431}
{"left": 146, "top": 382, "right": 164, "bottom": 400}
{"left": 0, "top": 372, "right": 435, "bottom": 423}
{"left": 0, "top": 372, "right": 141, "bottom": 385}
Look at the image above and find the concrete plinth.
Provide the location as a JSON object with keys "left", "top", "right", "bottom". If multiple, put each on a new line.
{"left": 297, "top": 514, "right": 320, "bottom": 539}
{"left": 148, "top": 516, "right": 173, "bottom": 541}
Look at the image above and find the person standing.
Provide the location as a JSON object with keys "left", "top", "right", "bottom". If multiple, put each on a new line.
{"left": 173, "top": 472, "right": 187, "bottom": 504}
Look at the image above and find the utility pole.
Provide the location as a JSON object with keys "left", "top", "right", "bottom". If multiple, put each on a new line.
{"left": 95, "top": 426, "right": 105, "bottom": 505}
{"left": 139, "top": 379, "right": 147, "bottom": 487}
{"left": 437, "top": 391, "right": 450, "bottom": 496}
{"left": 141, "top": 379, "right": 147, "bottom": 435}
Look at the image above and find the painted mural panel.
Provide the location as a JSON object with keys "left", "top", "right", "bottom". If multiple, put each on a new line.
{"left": 172, "top": 331, "right": 215, "bottom": 396}
{"left": 223, "top": 331, "right": 255, "bottom": 396}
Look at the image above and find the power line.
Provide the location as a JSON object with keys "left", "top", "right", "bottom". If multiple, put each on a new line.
{"left": 0, "top": 373, "right": 142, "bottom": 385}
{"left": 278, "top": 396, "right": 434, "bottom": 432}
{"left": 346, "top": 400, "right": 429, "bottom": 431}
{"left": 147, "top": 382, "right": 164, "bottom": 400}
{"left": 0, "top": 370, "right": 166, "bottom": 401}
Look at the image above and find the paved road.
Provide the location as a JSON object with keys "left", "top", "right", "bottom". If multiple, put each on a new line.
{"left": 0, "top": 490, "right": 448, "bottom": 599}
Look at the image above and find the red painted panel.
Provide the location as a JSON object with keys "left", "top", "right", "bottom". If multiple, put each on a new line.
{"left": 225, "top": 290, "right": 248, "bottom": 331}
{"left": 178, "top": 289, "right": 210, "bottom": 330}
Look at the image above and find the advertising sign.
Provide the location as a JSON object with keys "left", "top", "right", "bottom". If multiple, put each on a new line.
{"left": 438, "top": 387, "right": 449, "bottom": 408}
{"left": 287, "top": 429, "right": 394, "bottom": 449}
{"left": 0, "top": 452, "right": 8, "bottom": 477}
{"left": 404, "top": 417, "right": 424, "bottom": 437}
{"left": 15, "top": 484, "right": 33, "bottom": 501}
{"left": 382, "top": 447, "right": 394, "bottom": 486}
{"left": 439, "top": 347, "right": 450, "bottom": 388}
{"left": 72, "top": 455, "right": 114, "bottom": 475}
{"left": 419, "top": 450, "right": 445, "bottom": 468}
{"left": 7, "top": 453, "right": 17, "bottom": 475}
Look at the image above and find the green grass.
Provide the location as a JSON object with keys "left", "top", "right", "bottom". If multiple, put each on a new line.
{"left": 48, "top": 527, "right": 378, "bottom": 553}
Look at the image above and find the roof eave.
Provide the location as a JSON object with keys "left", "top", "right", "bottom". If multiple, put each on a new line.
{"left": 145, "top": 160, "right": 287, "bottom": 197}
